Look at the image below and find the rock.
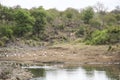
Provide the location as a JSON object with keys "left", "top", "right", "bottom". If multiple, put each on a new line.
{"left": 0, "top": 62, "right": 33, "bottom": 80}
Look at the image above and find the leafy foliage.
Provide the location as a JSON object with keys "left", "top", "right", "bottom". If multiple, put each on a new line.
{"left": 31, "top": 7, "right": 47, "bottom": 38}
{"left": 0, "top": 24, "right": 13, "bottom": 38}
{"left": 75, "top": 26, "right": 85, "bottom": 37}
{"left": 81, "top": 7, "right": 94, "bottom": 24}
{"left": 85, "top": 26, "right": 120, "bottom": 45}
{"left": 14, "top": 9, "right": 35, "bottom": 37}
{"left": 85, "top": 30, "right": 108, "bottom": 45}
{"left": 0, "top": 3, "right": 119, "bottom": 46}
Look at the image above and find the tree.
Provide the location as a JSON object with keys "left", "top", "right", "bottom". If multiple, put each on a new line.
{"left": 0, "top": 4, "right": 14, "bottom": 24}
{"left": 94, "top": 2, "right": 107, "bottom": 14}
{"left": 46, "top": 8, "right": 60, "bottom": 23}
{"left": 63, "top": 8, "right": 79, "bottom": 19}
{"left": 0, "top": 24, "right": 13, "bottom": 38}
{"left": 81, "top": 7, "right": 94, "bottom": 24}
{"left": 94, "top": 2, "right": 108, "bottom": 28}
{"left": 14, "top": 9, "right": 35, "bottom": 37}
{"left": 111, "top": 6, "right": 120, "bottom": 24}
{"left": 104, "top": 13, "right": 117, "bottom": 26}
{"left": 89, "top": 17, "right": 101, "bottom": 29}
{"left": 0, "top": 4, "right": 14, "bottom": 39}
{"left": 31, "top": 7, "right": 47, "bottom": 38}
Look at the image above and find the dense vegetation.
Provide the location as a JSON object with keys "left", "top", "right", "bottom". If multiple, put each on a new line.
{"left": 0, "top": 3, "right": 120, "bottom": 46}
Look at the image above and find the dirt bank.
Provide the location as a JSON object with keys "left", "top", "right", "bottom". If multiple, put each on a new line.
{"left": 0, "top": 43, "right": 120, "bottom": 64}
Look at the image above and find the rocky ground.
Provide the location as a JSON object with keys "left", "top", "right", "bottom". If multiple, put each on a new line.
{"left": 0, "top": 61, "right": 33, "bottom": 80}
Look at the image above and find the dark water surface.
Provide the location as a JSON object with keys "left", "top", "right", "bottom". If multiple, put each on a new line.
{"left": 25, "top": 64, "right": 120, "bottom": 80}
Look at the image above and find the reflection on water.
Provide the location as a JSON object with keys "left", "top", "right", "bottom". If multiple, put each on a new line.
{"left": 28, "top": 65, "right": 120, "bottom": 80}
{"left": 28, "top": 68, "right": 45, "bottom": 78}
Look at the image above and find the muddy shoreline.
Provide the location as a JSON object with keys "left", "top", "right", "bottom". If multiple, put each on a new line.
{"left": 0, "top": 43, "right": 120, "bottom": 64}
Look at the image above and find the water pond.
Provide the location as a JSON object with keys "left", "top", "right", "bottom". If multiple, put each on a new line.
{"left": 24, "top": 64, "right": 120, "bottom": 80}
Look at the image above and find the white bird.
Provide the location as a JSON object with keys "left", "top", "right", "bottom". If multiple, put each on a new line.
{"left": 6, "top": 55, "right": 9, "bottom": 57}
{"left": 44, "top": 51, "right": 47, "bottom": 54}
{"left": 5, "top": 53, "right": 7, "bottom": 55}
{"left": 33, "top": 54, "right": 37, "bottom": 56}
{"left": 14, "top": 53, "right": 17, "bottom": 56}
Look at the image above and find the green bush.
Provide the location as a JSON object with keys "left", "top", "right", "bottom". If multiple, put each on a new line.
{"left": 1, "top": 36, "right": 9, "bottom": 43}
{"left": 85, "top": 26, "right": 120, "bottom": 45}
{"left": 0, "top": 24, "right": 13, "bottom": 38}
{"left": 75, "top": 26, "right": 85, "bottom": 37}
{"left": 89, "top": 18, "right": 101, "bottom": 29}
{"left": 58, "top": 24, "right": 64, "bottom": 30}
{"left": 31, "top": 36, "right": 39, "bottom": 41}
{"left": 0, "top": 40, "right": 4, "bottom": 46}
{"left": 86, "top": 30, "right": 108, "bottom": 45}
{"left": 107, "top": 26, "right": 120, "bottom": 43}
